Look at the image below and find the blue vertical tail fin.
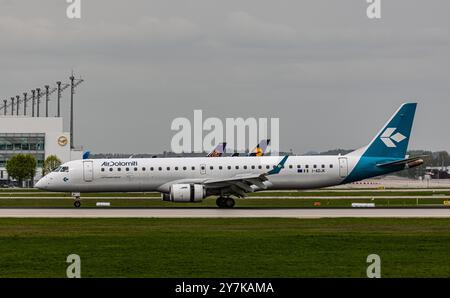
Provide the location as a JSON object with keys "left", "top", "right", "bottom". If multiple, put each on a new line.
{"left": 358, "top": 103, "right": 417, "bottom": 159}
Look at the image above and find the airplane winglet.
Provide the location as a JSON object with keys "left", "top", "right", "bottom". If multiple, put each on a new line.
{"left": 267, "top": 155, "right": 289, "bottom": 175}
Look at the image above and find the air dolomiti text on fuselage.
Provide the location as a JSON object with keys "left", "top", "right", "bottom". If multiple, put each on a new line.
{"left": 36, "top": 103, "right": 423, "bottom": 208}
{"left": 101, "top": 161, "right": 138, "bottom": 167}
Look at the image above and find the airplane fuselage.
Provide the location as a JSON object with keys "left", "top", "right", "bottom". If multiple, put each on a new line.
{"left": 36, "top": 154, "right": 395, "bottom": 194}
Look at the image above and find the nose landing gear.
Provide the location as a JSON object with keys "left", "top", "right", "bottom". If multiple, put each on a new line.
{"left": 216, "top": 197, "right": 235, "bottom": 208}
{"left": 72, "top": 192, "right": 81, "bottom": 208}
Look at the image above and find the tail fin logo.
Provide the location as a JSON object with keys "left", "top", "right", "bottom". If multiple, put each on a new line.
{"left": 380, "top": 128, "right": 407, "bottom": 148}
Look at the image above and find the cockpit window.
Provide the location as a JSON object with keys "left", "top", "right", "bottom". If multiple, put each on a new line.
{"left": 52, "top": 166, "right": 61, "bottom": 172}
{"left": 60, "top": 166, "right": 69, "bottom": 172}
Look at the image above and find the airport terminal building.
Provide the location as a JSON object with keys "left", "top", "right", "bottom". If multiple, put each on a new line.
{"left": 0, "top": 117, "right": 82, "bottom": 185}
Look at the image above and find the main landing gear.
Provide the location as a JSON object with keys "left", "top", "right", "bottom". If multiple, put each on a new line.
{"left": 216, "top": 197, "right": 235, "bottom": 208}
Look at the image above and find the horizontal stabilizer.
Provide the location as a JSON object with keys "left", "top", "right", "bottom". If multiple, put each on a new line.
{"left": 376, "top": 156, "right": 425, "bottom": 169}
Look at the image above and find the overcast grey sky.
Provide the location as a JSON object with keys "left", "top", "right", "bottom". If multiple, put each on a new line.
{"left": 0, "top": 0, "right": 449, "bottom": 154}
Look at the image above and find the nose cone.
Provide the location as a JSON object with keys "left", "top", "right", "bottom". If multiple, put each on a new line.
{"left": 35, "top": 177, "right": 47, "bottom": 190}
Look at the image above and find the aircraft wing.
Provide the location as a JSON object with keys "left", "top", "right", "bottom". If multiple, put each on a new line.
{"left": 203, "top": 155, "right": 288, "bottom": 197}
{"left": 204, "top": 173, "right": 269, "bottom": 194}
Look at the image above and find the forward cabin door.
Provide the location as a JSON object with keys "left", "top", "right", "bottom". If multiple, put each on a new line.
{"left": 83, "top": 161, "right": 94, "bottom": 182}
{"left": 338, "top": 157, "right": 348, "bottom": 178}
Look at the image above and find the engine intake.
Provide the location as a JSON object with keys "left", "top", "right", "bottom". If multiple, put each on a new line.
{"left": 163, "top": 184, "right": 206, "bottom": 202}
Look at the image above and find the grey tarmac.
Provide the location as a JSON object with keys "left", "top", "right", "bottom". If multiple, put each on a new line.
{"left": 0, "top": 208, "right": 449, "bottom": 218}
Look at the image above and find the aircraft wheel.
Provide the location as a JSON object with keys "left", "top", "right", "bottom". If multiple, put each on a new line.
{"left": 74, "top": 200, "right": 81, "bottom": 208}
{"left": 216, "top": 197, "right": 226, "bottom": 208}
{"left": 223, "top": 197, "right": 235, "bottom": 208}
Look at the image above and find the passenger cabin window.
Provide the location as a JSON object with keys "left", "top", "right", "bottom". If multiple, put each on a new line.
{"left": 158, "top": 167, "right": 162, "bottom": 171}
{"left": 101, "top": 168, "right": 105, "bottom": 172}
{"left": 175, "top": 167, "right": 179, "bottom": 170}
{"left": 210, "top": 166, "right": 214, "bottom": 170}
{"left": 117, "top": 168, "right": 121, "bottom": 171}
{"left": 330, "top": 164, "right": 333, "bottom": 168}
{"left": 183, "top": 167, "right": 187, "bottom": 170}
{"left": 109, "top": 168, "right": 113, "bottom": 172}
{"left": 219, "top": 166, "right": 223, "bottom": 170}
{"left": 251, "top": 165, "right": 255, "bottom": 169}
{"left": 258, "top": 165, "right": 262, "bottom": 169}
{"left": 235, "top": 166, "right": 239, "bottom": 170}
{"left": 191, "top": 166, "right": 195, "bottom": 170}
{"left": 142, "top": 167, "right": 146, "bottom": 171}
{"left": 126, "top": 168, "right": 130, "bottom": 171}
{"left": 166, "top": 167, "right": 170, "bottom": 171}
{"left": 289, "top": 165, "right": 293, "bottom": 169}
{"left": 150, "top": 167, "right": 154, "bottom": 171}
{"left": 228, "top": 166, "right": 231, "bottom": 170}
{"left": 243, "top": 166, "right": 247, "bottom": 169}
{"left": 134, "top": 167, "right": 138, "bottom": 171}
{"left": 321, "top": 165, "right": 325, "bottom": 169}
{"left": 313, "top": 165, "right": 317, "bottom": 169}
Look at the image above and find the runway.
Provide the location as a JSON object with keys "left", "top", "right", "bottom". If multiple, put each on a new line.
{"left": 0, "top": 208, "right": 449, "bottom": 218}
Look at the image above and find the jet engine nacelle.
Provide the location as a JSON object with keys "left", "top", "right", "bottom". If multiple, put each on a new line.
{"left": 163, "top": 184, "right": 206, "bottom": 202}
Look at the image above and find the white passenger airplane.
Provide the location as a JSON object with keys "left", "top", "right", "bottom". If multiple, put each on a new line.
{"left": 36, "top": 103, "right": 423, "bottom": 208}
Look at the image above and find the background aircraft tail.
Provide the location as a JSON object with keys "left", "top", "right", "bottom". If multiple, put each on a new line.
{"left": 249, "top": 139, "right": 271, "bottom": 156}
{"left": 350, "top": 103, "right": 417, "bottom": 159}
{"left": 207, "top": 142, "right": 227, "bottom": 157}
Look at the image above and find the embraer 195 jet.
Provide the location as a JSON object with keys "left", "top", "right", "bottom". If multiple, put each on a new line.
{"left": 36, "top": 103, "right": 423, "bottom": 208}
